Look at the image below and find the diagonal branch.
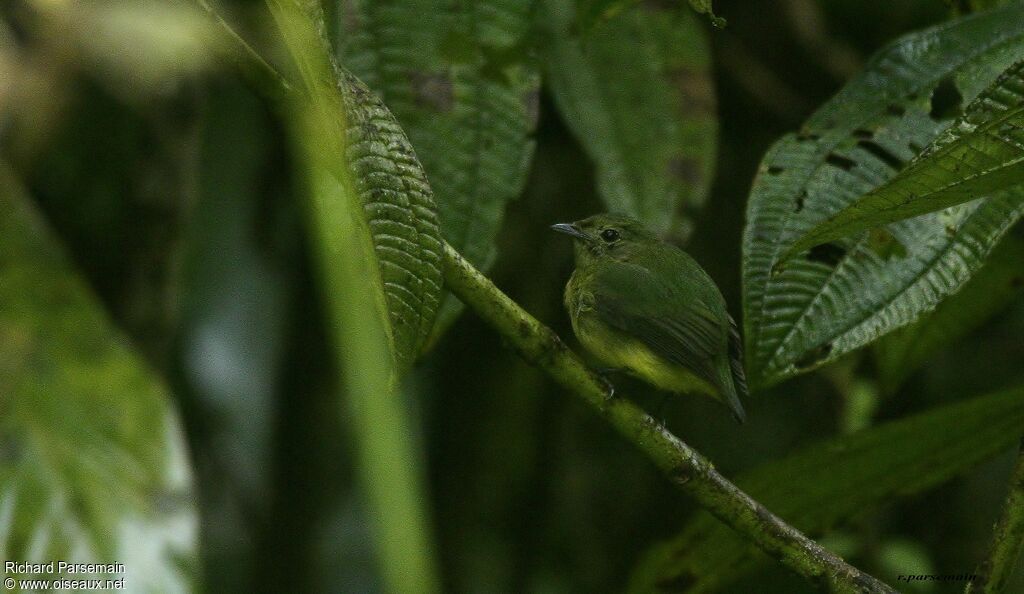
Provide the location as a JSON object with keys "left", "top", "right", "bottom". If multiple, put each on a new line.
{"left": 441, "top": 240, "right": 894, "bottom": 594}
{"left": 967, "top": 440, "right": 1024, "bottom": 594}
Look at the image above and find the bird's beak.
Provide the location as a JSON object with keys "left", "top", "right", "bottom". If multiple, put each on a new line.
{"left": 550, "top": 222, "right": 590, "bottom": 241}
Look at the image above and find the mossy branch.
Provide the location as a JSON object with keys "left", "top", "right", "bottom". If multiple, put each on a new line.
{"left": 441, "top": 241, "right": 894, "bottom": 594}
{"left": 967, "top": 440, "right": 1024, "bottom": 594}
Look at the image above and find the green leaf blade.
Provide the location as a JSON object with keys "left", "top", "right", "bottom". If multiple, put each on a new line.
{"left": 540, "top": 0, "right": 717, "bottom": 235}
{"left": 336, "top": 0, "right": 539, "bottom": 343}
{"left": 785, "top": 59, "right": 1024, "bottom": 259}
{"left": 874, "top": 228, "right": 1024, "bottom": 393}
{"left": 743, "top": 5, "right": 1024, "bottom": 389}
{"left": 630, "top": 383, "right": 1024, "bottom": 593}
{"left": 0, "top": 166, "right": 196, "bottom": 589}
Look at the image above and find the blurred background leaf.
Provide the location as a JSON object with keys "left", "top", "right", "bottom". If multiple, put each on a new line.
{"left": 333, "top": 0, "right": 541, "bottom": 345}
{"left": 539, "top": 0, "right": 717, "bottom": 239}
{"left": 0, "top": 165, "right": 197, "bottom": 591}
{"left": 743, "top": 3, "right": 1024, "bottom": 389}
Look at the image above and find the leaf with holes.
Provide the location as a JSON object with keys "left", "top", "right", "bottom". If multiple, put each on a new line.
{"left": 336, "top": 0, "right": 539, "bottom": 345}
{"left": 0, "top": 166, "right": 196, "bottom": 588}
{"left": 629, "top": 383, "right": 1024, "bottom": 593}
{"left": 743, "top": 5, "right": 1024, "bottom": 389}
{"left": 785, "top": 59, "right": 1024, "bottom": 259}
{"left": 873, "top": 227, "right": 1024, "bottom": 393}
{"left": 539, "top": 0, "right": 717, "bottom": 237}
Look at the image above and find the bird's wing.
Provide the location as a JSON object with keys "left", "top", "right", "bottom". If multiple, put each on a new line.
{"left": 591, "top": 262, "right": 726, "bottom": 387}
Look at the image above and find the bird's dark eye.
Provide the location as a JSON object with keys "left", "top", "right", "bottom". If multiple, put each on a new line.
{"left": 600, "top": 228, "right": 620, "bottom": 243}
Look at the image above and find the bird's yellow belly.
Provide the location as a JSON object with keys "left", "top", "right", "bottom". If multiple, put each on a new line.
{"left": 572, "top": 311, "right": 715, "bottom": 396}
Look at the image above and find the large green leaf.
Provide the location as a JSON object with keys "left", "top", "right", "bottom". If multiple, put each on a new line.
{"left": 539, "top": 0, "right": 717, "bottom": 235}
{"left": 0, "top": 165, "right": 196, "bottom": 589}
{"left": 629, "top": 383, "right": 1024, "bottom": 593}
{"left": 335, "top": 0, "right": 539, "bottom": 342}
{"left": 743, "top": 5, "right": 1024, "bottom": 389}
{"left": 873, "top": 227, "right": 1024, "bottom": 393}
{"left": 785, "top": 59, "right": 1024, "bottom": 258}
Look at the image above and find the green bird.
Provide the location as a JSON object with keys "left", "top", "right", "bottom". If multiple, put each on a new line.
{"left": 552, "top": 213, "right": 748, "bottom": 422}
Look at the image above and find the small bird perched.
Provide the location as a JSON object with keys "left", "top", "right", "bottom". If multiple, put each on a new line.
{"left": 552, "top": 213, "right": 748, "bottom": 422}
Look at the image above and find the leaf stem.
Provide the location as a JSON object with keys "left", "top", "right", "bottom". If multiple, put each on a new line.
{"left": 967, "top": 440, "right": 1024, "bottom": 594}
{"left": 441, "top": 240, "right": 894, "bottom": 594}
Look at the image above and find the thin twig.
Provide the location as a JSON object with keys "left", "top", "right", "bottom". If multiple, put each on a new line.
{"left": 441, "top": 240, "right": 894, "bottom": 594}
{"left": 967, "top": 440, "right": 1024, "bottom": 594}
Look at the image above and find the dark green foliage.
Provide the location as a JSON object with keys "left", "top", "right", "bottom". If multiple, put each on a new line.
{"left": 786, "top": 59, "right": 1024, "bottom": 257}
{"left": 0, "top": 167, "right": 195, "bottom": 588}
{"left": 335, "top": 0, "right": 540, "bottom": 342}
{"left": 743, "top": 3, "right": 1024, "bottom": 388}
{"left": 874, "top": 228, "right": 1024, "bottom": 393}
{"left": 631, "top": 384, "right": 1024, "bottom": 592}
{"left": 7, "top": 0, "right": 1024, "bottom": 593}
{"left": 539, "top": 0, "right": 717, "bottom": 236}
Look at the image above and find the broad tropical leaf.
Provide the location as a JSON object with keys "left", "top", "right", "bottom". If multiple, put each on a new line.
{"left": 335, "top": 0, "right": 540, "bottom": 343}
{"left": 629, "top": 383, "right": 1024, "bottom": 593}
{"left": 785, "top": 59, "right": 1024, "bottom": 258}
{"left": 743, "top": 4, "right": 1024, "bottom": 389}
{"left": 874, "top": 227, "right": 1024, "bottom": 393}
{"left": 539, "top": 0, "right": 717, "bottom": 236}
{"left": 0, "top": 165, "right": 196, "bottom": 590}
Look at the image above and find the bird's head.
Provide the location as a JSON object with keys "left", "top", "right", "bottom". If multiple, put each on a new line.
{"left": 551, "top": 213, "right": 659, "bottom": 266}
